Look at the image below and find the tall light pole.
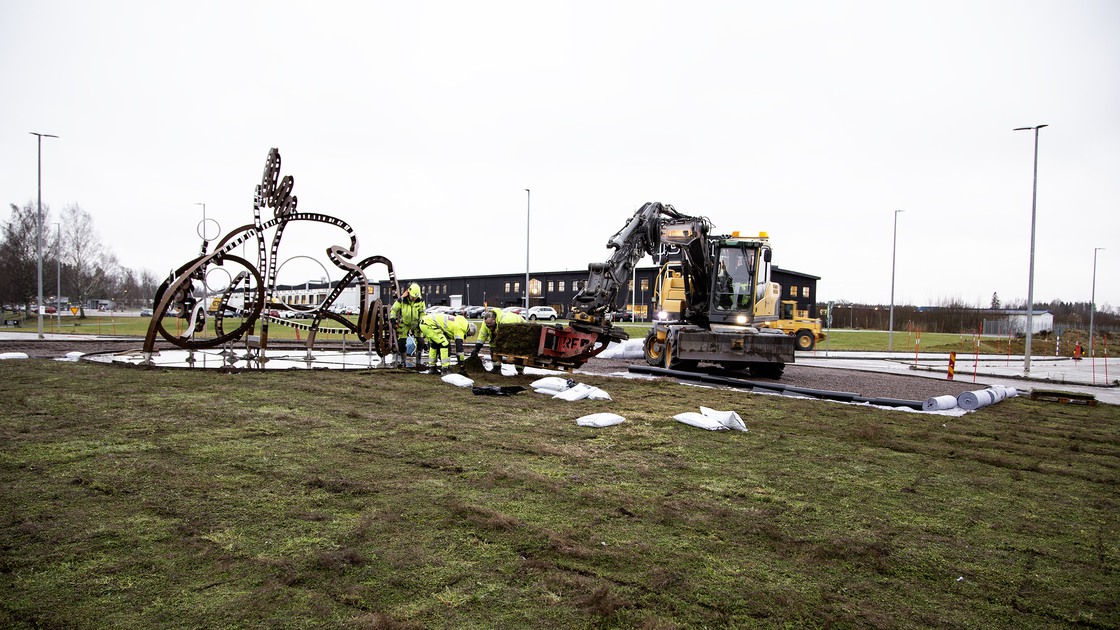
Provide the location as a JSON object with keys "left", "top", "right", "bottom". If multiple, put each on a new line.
{"left": 54, "top": 220, "right": 61, "bottom": 329}
{"left": 195, "top": 202, "right": 208, "bottom": 241}
{"left": 1089, "top": 247, "right": 1104, "bottom": 358}
{"left": 1013, "top": 124, "right": 1047, "bottom": 375}
{"left": 888, "top": 209, "right": 903, "bottom": 351}
{"left": 30, "top": 132, "right": 59, "bottom": 340}
{"left": 524, "top": 189, "right": 530, "bottom": 309}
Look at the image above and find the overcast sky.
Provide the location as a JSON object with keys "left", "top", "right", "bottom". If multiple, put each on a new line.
{"left": 3, "top": 1, "right": 1118, "bottom": 310}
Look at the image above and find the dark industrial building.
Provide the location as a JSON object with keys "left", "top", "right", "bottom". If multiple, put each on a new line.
{"left": 380, "top": 266, "right": 820, "bottom": 320}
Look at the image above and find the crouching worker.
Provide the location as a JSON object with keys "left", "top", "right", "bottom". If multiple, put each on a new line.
{"left": 418, "top": 311, "right": 477, "bottom": 374}
{"left": 470, "top": 308, "right": 526, "bottom": 371}
{"left": 390, "top": 283, "right": 426, "bottom": 367}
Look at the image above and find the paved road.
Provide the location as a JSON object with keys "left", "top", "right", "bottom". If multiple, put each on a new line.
{"left": 796, "top": 350, "right": 1120, "bottom": 405}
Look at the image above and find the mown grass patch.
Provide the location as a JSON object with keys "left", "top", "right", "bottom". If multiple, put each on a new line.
{"left": 1, "top": 360, "right": 1117, "bottom": 628}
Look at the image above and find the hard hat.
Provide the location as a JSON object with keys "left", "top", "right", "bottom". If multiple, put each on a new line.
{"left": 408, "top": 283, "right": 421, "bottom": 299}
{"left": 467, "top": 323, "right": 478, "bottom": 337}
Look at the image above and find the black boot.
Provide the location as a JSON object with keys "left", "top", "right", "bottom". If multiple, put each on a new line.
{"left": 396, "top": 338, "right": 408, "bottom": 367}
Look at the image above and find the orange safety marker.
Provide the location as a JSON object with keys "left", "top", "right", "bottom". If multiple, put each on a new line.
{"left": 948, "top": 351, "right": 956, "bottom": 380}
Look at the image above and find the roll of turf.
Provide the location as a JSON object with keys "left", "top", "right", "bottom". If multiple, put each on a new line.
{"left": 923, "top": 395, "right": 958, "bottom": 411}
{"left": 957, "top": 389, "right": 993, "bottom": 410}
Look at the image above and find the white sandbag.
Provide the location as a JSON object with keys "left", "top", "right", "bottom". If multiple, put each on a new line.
{"left": 595, "top": 339, "right": 645, "bottom": 360}
{"left": 923, "top": 395, "right": 958, "bottom": 411}
{"left": 673, "top": 412, "right": 729, "bottom": 431}
{"left": 957, "top": 389, "right": 993, "bottom": 410}
{"left": 554, "top": 383, "right": 594, "bottom": 401}
{"left": 531, "top": 376, "right": 572, "bottom": 392}
{"left": 534, "top": 388, "right": 559, "bottom": 395}
{"left": 699, "top": 406, "right": 747, "bottom": 432}
{"left": 441, "top": 373, "right": 475, "bottom": 388}
{"left": 576, "top": 412, "right": 626, "bottom": 427}
{"left": 0, "top": 352, "right": 29, "bottom": 360}
{"left": 594, "top": 342, "right": 624, "bottom": 360}
{"left": 53, "top": 352, "right": 83, "bottom": 362}
{"left": 585, "top": 387, "right": 612, "bottom": 401}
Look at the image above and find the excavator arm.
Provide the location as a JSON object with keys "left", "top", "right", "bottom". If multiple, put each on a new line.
{"left": 571, "top": 202, "right": 711, "bottom": 327}
{"left": 485, "top": 202, "right": 713, "bottom": 372}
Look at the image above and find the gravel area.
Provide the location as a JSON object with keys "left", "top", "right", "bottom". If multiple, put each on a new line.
{"left": 575, "top": 357, "right": 978, "bottom": 402}
{"left": 2, "top": 338, "right": 978, "bottom": 402}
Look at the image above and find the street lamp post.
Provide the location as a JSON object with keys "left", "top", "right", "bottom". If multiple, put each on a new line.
{"left": 888, "top": 209, "right": 903, "bottom": 351}
{"left": 524, "top": 189, "right": 530, "bottom": 309}
{"left": 195, "top": 202, "right": 208, "bottom": 241}
{"left": 30, "top": 132, "right": 58, "bottom": 340}
{"left": 1013, "top": 124, "right": 1048, "bottom": 375}
{"left": 53, "top": 220, "right": 60, "bottom": 329}
{"left": 1089, "top": 247, "right": 1104, "bottom": 358}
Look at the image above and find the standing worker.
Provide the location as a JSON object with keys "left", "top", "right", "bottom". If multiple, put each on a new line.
{"left": 419, "top": 311, "right": 477, "bottom": 374}
{"left": 390, "top": 283, "right": 426, "bottom": 368}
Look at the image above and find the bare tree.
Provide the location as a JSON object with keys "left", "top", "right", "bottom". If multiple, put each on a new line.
{"left": 61, "top": 204, "right": 108, "bottom": 318}
{"left": 138, "top": 269, "right": 159, "bottom": 306}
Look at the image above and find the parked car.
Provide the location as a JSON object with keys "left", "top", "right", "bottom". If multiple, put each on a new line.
{"left": 464, "top": 305, "right": 486, "bottom": 318}
{"left": 505, "top": 306, "right": 526, "bottom": 317}
{"left": 526, "top": 306, "right": 558, "bottom": 321}
{"left": 607, "top": 310, "right": 635, "bottom": 322}
{"left": 140, "top": 307, "right": 153, "bottom": 317}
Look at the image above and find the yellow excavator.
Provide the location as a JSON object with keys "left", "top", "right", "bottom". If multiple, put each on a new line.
{"left": 488, "top": 202, "right": 797, "bottom": 378}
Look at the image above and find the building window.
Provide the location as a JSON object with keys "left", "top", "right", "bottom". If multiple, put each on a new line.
{"left": 442, "top": 284, "right": 447, "bottom": 294}
{"left": 789, "top": 286, "right": 798, "bottom": 297}
{"left": 547, "top": 281, "right": 554, "bottom": 292}
{"left": 514, "top": 282, "right": 520, "bottom": 293}
{"left": 802, "top": 286, "right": 811, "bottom": 298}
{"left": 504, "top": 282, "right": 511, "bottom": 292}
{"left": 529, "top": 279, "right": 541, "bottom": 296}
{"left": 640, "top": 278, "right": 649, "bottom": 291}
{"left": 559, "top": 280, "right": 566, "bottom": 292}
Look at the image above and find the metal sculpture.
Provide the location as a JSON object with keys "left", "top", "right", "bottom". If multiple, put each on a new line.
{"left": 143, "top": 148, "right": 399, "bottom": 363}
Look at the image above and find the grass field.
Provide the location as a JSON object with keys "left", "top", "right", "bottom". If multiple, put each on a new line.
{"left": 1, "top": 360, "right": 1117, "bottom": 628}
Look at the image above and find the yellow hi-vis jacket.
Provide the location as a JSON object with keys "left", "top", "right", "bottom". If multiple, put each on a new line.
{"left": 477, "top": 308, "right": 526, "bottom": 344}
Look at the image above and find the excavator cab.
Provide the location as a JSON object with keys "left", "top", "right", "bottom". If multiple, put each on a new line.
{"left": 708, "top": 238, "right": 771, "bottom": 327}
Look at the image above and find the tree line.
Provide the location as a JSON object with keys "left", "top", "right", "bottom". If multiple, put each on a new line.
{"left": 825, "top": 297, "right": 1119, "bottom": 335}
{"left": 1, "top": 202, "right": 159, "bottom": 317}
